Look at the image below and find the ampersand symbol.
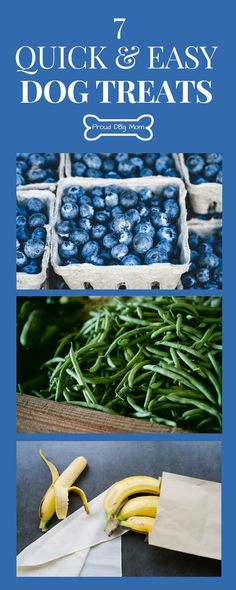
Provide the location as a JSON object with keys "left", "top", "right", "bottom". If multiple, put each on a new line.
{"left": 116, "top": 46, "right": 140, "bottom": 69}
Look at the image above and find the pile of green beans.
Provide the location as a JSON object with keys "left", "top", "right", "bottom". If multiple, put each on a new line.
{"left": 37, "top": 296, "right": 222, "bottom": 432}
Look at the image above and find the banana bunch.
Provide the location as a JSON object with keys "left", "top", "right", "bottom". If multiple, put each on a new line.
{"left": 104, "top": 476, "right": 160, "bottom": 535}
{"left": 39, "top": 450, "right": 90, "bottom": 531}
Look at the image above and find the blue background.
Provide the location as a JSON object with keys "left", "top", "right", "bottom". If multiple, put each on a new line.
{"left": 1, "top": 0, "right": 234, "bottom": 587}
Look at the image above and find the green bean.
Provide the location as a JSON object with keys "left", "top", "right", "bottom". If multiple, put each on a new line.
{"left": 208, "top": 352, "right": 222, "bottom": 383}
{"left": 69, "top": 346, "right": 97, "bottom": 404}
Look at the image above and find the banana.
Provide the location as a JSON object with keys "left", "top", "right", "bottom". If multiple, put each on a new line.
{"left": 104, "top": 475, "right": 160, "bottom": 534}
{"left": 39, "top": 450, "right": 89, "bottom": 531}
{"left": 119, "top": 516, "right": 155, "bottom": 534}
{"left": 117, "top": 495, "right": 158, "bottom": 520}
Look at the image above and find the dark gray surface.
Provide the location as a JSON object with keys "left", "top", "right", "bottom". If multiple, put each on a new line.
{"left": 17, "top": 441, "right": 221, "bottom": 577}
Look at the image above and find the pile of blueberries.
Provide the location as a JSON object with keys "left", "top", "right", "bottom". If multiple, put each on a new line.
{"left": 16, "top": 153, "right": 59, "bottom": 186}
{"left": 55, "top": 184, "right": 181, "bottom": 266}
{"left": 182, "top": 229, "right": 222, "bottom": 289}
{"left": 70, "top": 153, "right": 180, "bottom": 179}
{"left": 184, "top": 153, "right": 222, "bottom": 185}
{"left": 16, "top": 198, "right": 48, "bottom": 274}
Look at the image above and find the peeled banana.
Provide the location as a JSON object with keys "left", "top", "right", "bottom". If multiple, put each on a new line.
{"left": 104, "top": 475, "right": 160, "bottom": 534}
{"left": 117, "top": 495, "right": 158, "bottom": 520}
{"left": 119, "top": 516, "right": 155, "bottom": 534}
{"left": 39, "top": 450, "right": 89, "bottom": 531}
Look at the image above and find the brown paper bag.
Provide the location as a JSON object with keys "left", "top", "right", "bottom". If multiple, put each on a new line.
{"left": 149, "top": 472, "right": 221, "bottom": 560}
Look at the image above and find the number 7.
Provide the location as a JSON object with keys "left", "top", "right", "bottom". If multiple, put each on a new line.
{"left": 114, "top": 18, "right": 126, "bottom": 39}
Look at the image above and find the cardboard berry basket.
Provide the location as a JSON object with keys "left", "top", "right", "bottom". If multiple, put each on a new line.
{"left": 16, "top": 153, "right": 66, "bottom": 192}
{"left": 51, "top": 176, "right": 190, "bottom": 290}
{"left": 17, "top": 189, "right": 55, "bottom": 290}
{"left": 179, "top": 218, "right": 222, "bottom": 289}
{"left": 174, "top": 153, "right": 222, "bottom": 215}
{"left": 65, "top": 152, "right": 180, "bottom": 179}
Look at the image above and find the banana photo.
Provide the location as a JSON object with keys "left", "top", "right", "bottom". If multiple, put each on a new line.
{"left": 17, "top": 441, "right": 221, "bottom": 577}
{"left": 17, "top": 295, "right": 222, "bottom": 434}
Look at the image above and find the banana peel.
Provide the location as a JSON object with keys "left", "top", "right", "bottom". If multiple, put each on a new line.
{"left": 39, "top": 449, "right": 90, "bottom": 531}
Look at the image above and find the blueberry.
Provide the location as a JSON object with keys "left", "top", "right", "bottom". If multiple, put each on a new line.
{"left": 83, "top": 153, "right": 102, "bottom": 169}
{"left": 94, "top": 211, "right": 110, "bottom": 223}
{"left": 189, "top": 262, "right": 197, "bottom": 274}
{"left": 26, "top": 197, "right": 45, "bottom": 213}
{"left": 62, "top": 194, "right": 78, "bottom": 205}
{"left": 130, "top": 157, "right": 144, "bottom": 171}
{"left": 198, "top": 253, "right": 220, "bottom": 270}
{"left": 17, "top": 205, "right": 28, "bottom": 217}
{"left": 199, "top": 242, "right": 213, "bottom": 256}
{"left": 205, "top": 153, "right": 222, "bottom": 165}
{"left": 112, "top": 215, "right": 132, "bottom": 234}
{"left": 16, "top": 161, "right": 28, "bottom": 174}
{"left": 72, "top": 153, "right": 83, "bottom": 161}
{"left": 133, "top": 233, "right": 153, "bottom": 254}
{"left": 163, "top": 168, "right": 178, "bottom": 177}
{"left": 79, "top": 196, "right": 92, "bottom": 206}
{"left": 32, "top": 227, "right": 47, "bottom": 242}
{"left": 122, "top": 254, "right": 142, "bottom": 265}
{"left": 155, "top": 156, "right": 173, "bottom": 174}
{"left": 59, "top": 241, "right": 78, "bottom": 259}
{"left": 196, "top": 267, "right": 210, "bottom": 284}
{"left": 72, "top": 162, "right": 87, "bottom": 176}
{"left": 111, "top": 206, "right": 124, "bottom": 219}
{"left": 28, "top": 154, "right": 46, "bottom": 167}
{"left": 191, "top": 249, "right": 199, "bottom": 263}
{"left": 194, "top": 177, "right": 206, "bottom": 185}
{"left": 144, "top": 153, "right": 158, "bottom": 166}
{"left": 156, "top": 227, "right": 178, "bottom": 243}
{"left": 163, "top": 199, "right": 180, "bottom": 221}
{"left": 162, "top": 185, "right": 179, "bottom": 200}
{"left": 186, "top": 154, "right": 205, "bottom": 175}
{"left": 23, "top": 263, "right": 40, "bottom": 274}
{"left": 156, "top": 240, "right": 174, "bottom": 255}
{"left": 140, "top": 168, "right": 153, "bottom": 177}
{"left": 203, "top": 164, "right": 219, "bottom": 181}
{"left": 100, "top": 248, "right": 112, "bottom": 261}
{"left": 137, "top": 203, "right": 149, "bottom": 218}
{"left": 111, "top": 244, "right": 128, "bottom": 260}
{"left": 91, "top": 187, "right": 103, "bottom": 198}
{"left": 135, "top": 221, "right": 155, "bottom": 238}
{"left": 17, "top": 153, "right": 30, "bottom": 161}
{"left": 105, "top": 192, "right": 119, "bottom": 209}
{"left": 88, "top": 255, "right": 105, "bottom": 266}
{"left": 69, "top": 229, "right": 89, "bottom": 245}
{"left": 16, "top": 215, "right": 27, "bottom": 229}
{"left": 28, "top": 213, "right": 47, "bottom": 228}
{"left": 16, "top": 173, "right": 25, "bottom": 186}
{"left": 213, "top": 266, "right": 222, "bottom": 286}
{"left": 102, "top": 159, "right": 115, "bottom": 173}
{"left": 86, "top": 168, "right": 103, "bottom": 178}
{"left": 105, "top": 172, "right": 120, "bottom": 179}
{"left": 81, "top": 241, "right": 99, "bottom": 260}
{"left": 117, "top": 160, "right": 135, "bottom": 177}
{"left": 103, "top": 233, "right": 119, "bottom": 249}
{"left": 24, "top": 239, "right": 45, "bottom": 259}
{"left": 26, "top": 169, "right": 47, "bottom": 183}
{"left": 44, "top": 153, "right": 59, "bottom": 168}
{"left": 118, "top": 230, "right": 133, "bottom": 245}
{"left": 56, "top": 220, "right": 77, "bottom": 238}
{"left": 120, "top": 190, "right": 138, "bottom": 208}
{"left": 188, "top": 232, "right": 200, "bottom": 249}
{"left": 79, "top": 204, "right": 94, "bottom": 219}
{"left": 16, "top": 250, "right": 28, "bottom": 268}
{"left": 139, "top": 188, "right": 153, "bottom": 202}
{"left": 182, "top": 274, "right": 198, "bottom": 289}
{"left": 151, "top": 211, "right": 170, "bottom": 228}
{"left": 91, "top": 224, "right": 107, "bottom": 240}
{"left": 216, "top": 170, "right": 223, "bottom": 184}
{"left": 17, "top": 227, "right": 31, "bottom": 242}
{"left": 92, "top": 196, "right": 105, "bottom": 209}
{"left": 67, "top": 186, "right": 85, "bottom": 200}
{"left": 144, "top": 248, "right": 169, "bottom": 264}
{"left": 126, "top": 208, "right": 141, "bottom": 226}
{"left": 115, "top": 153, "right": 129, "bottom": 163}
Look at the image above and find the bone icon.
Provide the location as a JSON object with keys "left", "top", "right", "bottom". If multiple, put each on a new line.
{"left": 83, "top": 114, "right": 154, "bottom": 141}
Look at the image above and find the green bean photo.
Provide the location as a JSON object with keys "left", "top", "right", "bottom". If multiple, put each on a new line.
{"left": 17, "top": 296, "right": 222, "bottom": 433}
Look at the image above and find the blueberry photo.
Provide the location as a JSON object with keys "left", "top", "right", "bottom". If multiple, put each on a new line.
{"left": 16, "top": 153, "right": 59, "bottom": 186}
